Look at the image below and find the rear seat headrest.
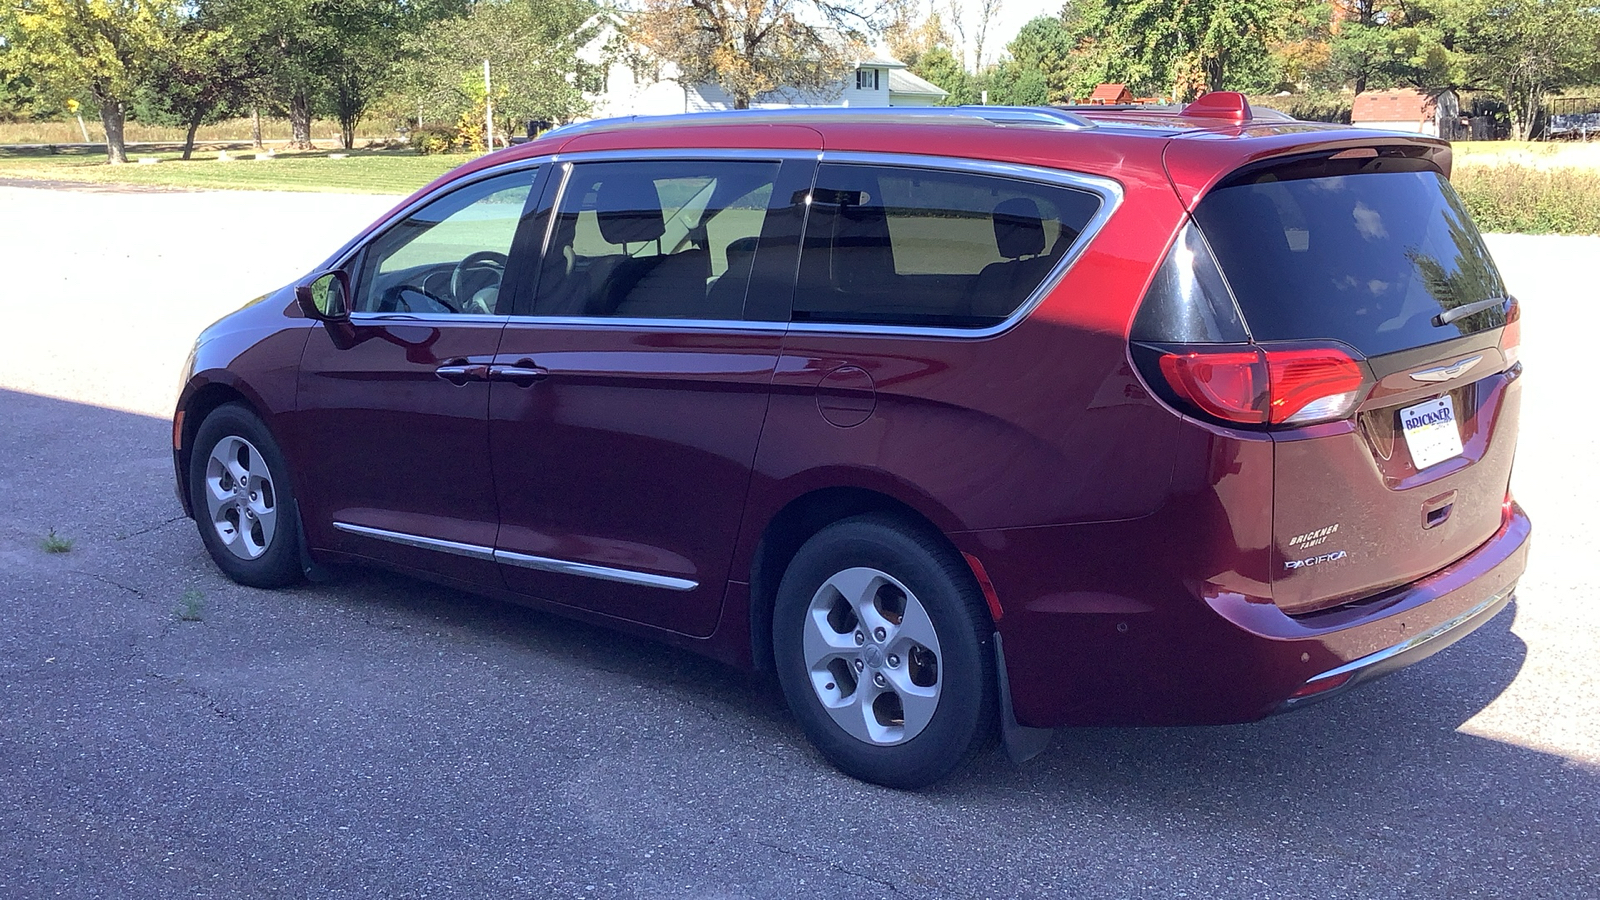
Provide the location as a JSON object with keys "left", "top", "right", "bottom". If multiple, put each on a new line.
{"left": 595, "top": 174, "right": 666, "bottom": 245}
{"left": 993, "top": 197, "right": 1046, "bottom": 259}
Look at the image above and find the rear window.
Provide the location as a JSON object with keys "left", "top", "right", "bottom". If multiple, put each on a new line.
{"left": 1193, "top": 169, "right": 1507, "bottom": 358}
{"left": 793, "top": 164, "right": 1102, "bottom": 328}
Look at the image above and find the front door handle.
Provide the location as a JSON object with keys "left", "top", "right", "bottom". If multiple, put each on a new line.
{"left": 434, "top": 360, "right": 489, "bottom": 385}
{"left": 488, "top": 359, "right": 549, "bottom": 387}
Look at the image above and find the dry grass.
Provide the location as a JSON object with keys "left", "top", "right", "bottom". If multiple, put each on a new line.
{"left": 1453, "top": 163, "right": 1600, "bottom": 234}
{"left": 1452, "top": 140, "right": 1600, "bottom": 171}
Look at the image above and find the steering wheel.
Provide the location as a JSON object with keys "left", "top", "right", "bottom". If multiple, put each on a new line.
{"left": 451, "top": 251, "right": 509, "bottom": 313}
{"left": 377, "top": 283, "right": 459, "bottom": 314}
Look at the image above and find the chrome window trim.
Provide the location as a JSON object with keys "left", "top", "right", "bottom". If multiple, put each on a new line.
{"left": 334, "top": 149, "right": 1124, "bottom": 340}
{"left": 346, "top": 313, "right": 512, "bottom": 325}
{"left": 333, "top": 521, "right": 495, "bottom": 561}
{"left": 787, "top": 151, "right": 1124, "bottom": 340}
{"left": 493, "top": 549, "right": 699, "bottom": 592}
{"left": 514, "top": 150, "right": 1123, "bottom": 340}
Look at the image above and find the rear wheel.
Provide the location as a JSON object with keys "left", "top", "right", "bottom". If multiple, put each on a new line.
{"left": 772, "top": 514, "right": 997, "bottom": 788}
{"left": 189, "top": 403, "right": 303, "bottom": 588}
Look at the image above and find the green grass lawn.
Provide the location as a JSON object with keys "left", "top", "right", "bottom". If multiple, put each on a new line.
{"left": 0, "top": 146, "right": 467, "bottom": 195}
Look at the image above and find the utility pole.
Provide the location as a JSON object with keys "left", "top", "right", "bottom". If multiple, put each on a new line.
{"left": 483, "top": 59, "right": 494, "bottom": 153}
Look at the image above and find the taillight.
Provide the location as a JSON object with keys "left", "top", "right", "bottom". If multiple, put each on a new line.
{"left": 1500, "top": 296, "right": 1521, "bottom": 368}
{"left": 1154, "top": 345, "right": 1368, "bottom": 427}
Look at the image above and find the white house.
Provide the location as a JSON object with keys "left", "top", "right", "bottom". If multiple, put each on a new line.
{"left": 578, "top": 20, "right": 946, "bottom": 120}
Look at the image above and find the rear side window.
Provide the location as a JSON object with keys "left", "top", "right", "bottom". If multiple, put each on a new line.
{"left": 532, "top": 160, "right": 780, "bottom": 320}
{"left": 793, "top": 164, "right": 1102, "bottom": 328}
{"left": 1193, "top": 169, "right": 1507, "bottom": 358}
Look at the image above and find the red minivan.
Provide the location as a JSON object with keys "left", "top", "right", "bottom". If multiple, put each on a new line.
{"left": 173, "top": 95, "right": 1529, "bottom": 788}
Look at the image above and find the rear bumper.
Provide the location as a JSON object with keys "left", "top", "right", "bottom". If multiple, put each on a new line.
{"left": 978, "top": 503, "right": 1531, "bottom": 728}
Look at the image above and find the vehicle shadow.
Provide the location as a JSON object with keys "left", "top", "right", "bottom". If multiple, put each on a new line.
{"left": 5, "top": 386, "right": 1595, "bottom": 897}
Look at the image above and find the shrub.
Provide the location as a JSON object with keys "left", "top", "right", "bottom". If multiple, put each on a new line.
{"left": 1453, "top": 164, "right": 1600, "bottom": 235}
{"left": 408, "top": 124, "right": 456, "bottom": 156}
{"left": 1251, "top": 92, "right": 1352, "bottom": 124}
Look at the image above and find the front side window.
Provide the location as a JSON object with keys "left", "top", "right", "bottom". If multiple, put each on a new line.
{"left": 532, "top": 160, "right": 781, "bottom": 320}
{"left": 355, "top": 170, "right": 537, "bottom": 315}
{"left": 793, "top": 164, "right": 1103, "bottom": 328}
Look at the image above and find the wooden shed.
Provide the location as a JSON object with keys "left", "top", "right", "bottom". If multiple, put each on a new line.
{"left": 1351, "top": 89, "right": 1463, "bottom": 140}
{"left": 1086, "top": 83, "right": 1134, "bottom": 105}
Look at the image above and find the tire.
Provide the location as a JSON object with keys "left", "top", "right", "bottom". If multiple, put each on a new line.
{"left": 189, "top": 403, "right": 304, "bottom": 589}
{"left": 772, "top": 514, "right": 998, "bottom": 789}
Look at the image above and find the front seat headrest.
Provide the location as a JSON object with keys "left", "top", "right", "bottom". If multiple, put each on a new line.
{"left": 595, "top": 173, "right": 666, "bottom": 245}
{"left": 993, "top": 197, "right": 1046, "bottom": 260}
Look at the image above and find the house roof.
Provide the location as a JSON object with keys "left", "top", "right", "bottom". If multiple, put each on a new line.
{"left": 1352, "top": 89, "right": 1437, "bottom": 122}
{"left": 1089, "top": 83, "right": 1132, "bottom": 103}
{"left": 887, "top": 67, "right": 947, "bottom": 99}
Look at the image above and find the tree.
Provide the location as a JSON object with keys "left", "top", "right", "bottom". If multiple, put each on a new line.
{"left": 911, "top": 44, "right": 977, "bottom": 104}
{"left": 206, "top": 0, "right": 326, "bottom": 148}
{"left": 991, "top": 15, "right": 1077, "bottom": 104}
{"left": 629, "top": 0, "right": 872, "bottom": 110}
{"left": 1062, "top": 0, "right": 1289, "bottom": 99}
{"left": 398, "top": 0, "right": 597, "bottom": 144}
{"left": 135, "top": 12, "right": 257, "bottom": 158}
{"left": 1448, "top": 0, "right": 1600, "bottom": 139}
{"left": 4, "top": 0, "right": 182, "bottom": 163}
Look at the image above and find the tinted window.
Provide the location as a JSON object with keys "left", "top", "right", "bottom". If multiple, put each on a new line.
{"left": 532, "top": 160, "right": 780, "bottom": 320}
{"left": 1194, "top": 170, "right": 1507, "bottom": 357}
{"left": 356, "top": 171, "right": 536, "bottom": 315}
{"left": 793, "top": 164, "right": 1102, "bottom": 328}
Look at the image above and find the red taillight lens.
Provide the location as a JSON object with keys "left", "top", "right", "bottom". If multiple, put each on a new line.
{"left": 1157, "top": 346, "right": 1367, "bottom": 427}
{"left": 1501, "top": 297, "right": 1521, "bottom": 367}
{"left": 1158, "top": 350, "right": 1269, "bottom": 424}
{"left": 1265, "top": 349, "right": 1367, "bottom": 425}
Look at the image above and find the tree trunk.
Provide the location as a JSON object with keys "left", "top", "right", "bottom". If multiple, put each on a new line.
{"left": 96, "top": 96, "right": 128, "bottom": 165}
{"left": 251, "top": 106, "right": 264, "bottom": 150}
{"left": 287, "top": 92, "right": 314, "bottom": 150}
{"left": 182, "top": 118, "right": 202, "bottom": 160}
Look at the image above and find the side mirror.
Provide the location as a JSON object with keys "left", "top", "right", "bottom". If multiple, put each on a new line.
{"left": 294, "top": 270, "right": 351, "bottom": 322}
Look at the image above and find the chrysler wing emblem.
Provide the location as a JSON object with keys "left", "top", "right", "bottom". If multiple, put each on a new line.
{"left": 1409, "top": 355, "right": 1482, "bottom": 383}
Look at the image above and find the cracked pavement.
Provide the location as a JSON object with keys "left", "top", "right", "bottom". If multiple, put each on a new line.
{"left": 0, "top": 185, "right": 1596, "bottom": 899}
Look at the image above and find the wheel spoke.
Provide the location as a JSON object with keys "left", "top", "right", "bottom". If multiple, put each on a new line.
{"left": 801, "top": 604, "right": 857, "bottom": 669}
{"left": 884, "top": 668, "right": 940, "bottom": 737}
{"left": 888, "top": 597, "right": 940, "bottom": 659}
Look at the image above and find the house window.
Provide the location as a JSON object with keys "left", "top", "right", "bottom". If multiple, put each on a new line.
{"left": 856, "top": 69, "right": 880, "bottom": 91}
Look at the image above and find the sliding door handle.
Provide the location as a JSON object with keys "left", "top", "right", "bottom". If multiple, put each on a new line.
{"left": 434, "top": 360, "right": 489, "bottom": 385}
{"left": 488, "top": 359, "right": 549, "bottom": 386}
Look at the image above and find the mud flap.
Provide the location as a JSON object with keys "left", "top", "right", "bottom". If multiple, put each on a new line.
{"left": 294, "top": 499, "right": 331, "bottom": 583}
{"left": 994, "top": 631, "right": 1052, "bottom": 764}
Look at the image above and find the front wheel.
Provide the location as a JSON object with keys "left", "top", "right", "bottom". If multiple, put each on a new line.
{"left": 188, "top": 403, "right": 304, "bottom": 588}
{"left": 772, "top": 515, "right": 997, "bottom": 788}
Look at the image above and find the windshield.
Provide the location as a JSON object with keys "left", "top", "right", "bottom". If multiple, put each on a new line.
{"left": 1193, "top": 170, "right": 1507, "bottom": 358}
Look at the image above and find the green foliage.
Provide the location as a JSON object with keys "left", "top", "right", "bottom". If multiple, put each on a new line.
{"left": 177, "top": 588, "right": 205, "bottom": 622}
{"left": 134, "top": 10, "right": 258, "bottom": 158}
{"left": 3, "top": 0, "right": 187, "bottom": 162}
{"left": 988, "top": 16, "right": 1078, "bottom": 104}
{"left": 1066, "top": 0, "right": 1292, "bottom": 99}
{"left": 911, "top": 46, "right": 977, "bottom": 105}
{"left": 40, "top": 528, "right": 73, "bottom": 553}
{"left": 1453, "top": 165, "right": 1600, "bottom": 235}
{"left": 408, "top": 124, "right": 457, "bottom": 155}
{"left": 398, "top": 0, "right": 596, "bottom": 139}
{"left": 1251, "top": 90, "right": 1353, "bottom": 122}
{"left": 0, "top": 144, "right": 463, "bottom": 193}
{"left": 1447, "top": 0, "right": 1600, "bottom": 139}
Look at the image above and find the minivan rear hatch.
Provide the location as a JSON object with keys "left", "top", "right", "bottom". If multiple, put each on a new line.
{"left": 1144, "top": 146, "right": 1521, "bottom": 615}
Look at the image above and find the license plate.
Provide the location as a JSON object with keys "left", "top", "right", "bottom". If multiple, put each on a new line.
{"left": 1400, "top": 395, "right": 1464, "bottom": 470}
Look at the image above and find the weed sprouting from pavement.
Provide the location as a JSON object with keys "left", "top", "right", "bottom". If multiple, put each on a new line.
{"left": 41, "top": 528, "right": 73, "bottom": 553}
{"left": 177, "top": 589, "right": 205, "bottom": 622}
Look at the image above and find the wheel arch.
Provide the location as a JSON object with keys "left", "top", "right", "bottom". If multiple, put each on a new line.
{"left": 175, "top": 378, "right": 267, "bottom": 517}
{"left": 747, "top": 485, "right": 990, "bottom": 672}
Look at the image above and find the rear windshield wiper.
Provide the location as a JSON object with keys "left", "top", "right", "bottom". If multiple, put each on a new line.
{"left": 1433, "top": 296, "right": 1509, "bottom": 327}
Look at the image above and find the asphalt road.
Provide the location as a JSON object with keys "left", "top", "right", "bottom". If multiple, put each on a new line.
{"left": 0, "top": 184, "right": 1596, "bottom": 899}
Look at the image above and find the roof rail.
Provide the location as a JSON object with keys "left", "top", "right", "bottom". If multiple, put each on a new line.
{"left": 542, "top": 105, "right": 1097, "bottom": 139}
